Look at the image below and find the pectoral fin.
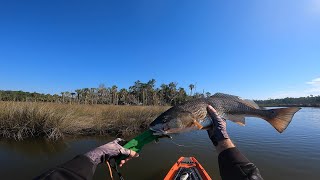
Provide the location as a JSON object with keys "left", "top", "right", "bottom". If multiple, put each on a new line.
{"left": 226, "top": 114, "right": 246, "bottom": 126}
{"left": 193, "top": 120, "right": 204, "bottom": 129}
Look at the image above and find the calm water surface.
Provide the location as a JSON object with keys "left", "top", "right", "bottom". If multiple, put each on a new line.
{"left": 0, "top": 107, "right": 320, "bottom": 180}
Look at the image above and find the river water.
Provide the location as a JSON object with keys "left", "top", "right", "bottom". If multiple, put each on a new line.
{"left": 0, "top": 107, "right": 320, "bottom": 180}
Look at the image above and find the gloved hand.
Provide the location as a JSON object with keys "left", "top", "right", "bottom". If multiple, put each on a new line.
{"left": 207, "top": 105, "right": 229, "bottom": 146}
{"left": 84, "top": 138, "right": 139, "bottom": 167}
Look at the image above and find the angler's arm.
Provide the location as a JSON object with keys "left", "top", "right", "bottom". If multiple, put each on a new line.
{"left": 215, "top": 138, "right": 235, "bottom": 154}
{"left": 34, "top": 139, "right": 138, "bottom": 180}
{"left": 34, "top": 155, "right": 96, "bottom": 180}
{"left": 214, "top": 139, "right": 264, "bottom": 180}
{"left": 206, "top": 105, "right": 263, "bottom": 180}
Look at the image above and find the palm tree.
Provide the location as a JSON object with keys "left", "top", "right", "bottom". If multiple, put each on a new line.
{"left": 90, "top": 88, "right": 97, "bottom": 104}
{"left": 176, "top": 87, "right": 187, "bottom": 104}
{"left": 160, "top": 84, "right": 168, "bottom": 105}
{"left": 168, "top": 82, "right": 178, "bottom": 105}
{"left": 53, "top": 94, "right": 59, "bottom": 102}
{"left": 189, "top": 84, "right": 195, "bottom": 96}
{"left": 118, "top": 88, "right": 128, "bottom": 105}
{"left": 70, "top": 92, "right": 76, "bottom": 104}
{"left": 129, "top": 81, "right": 142, "bottom": 105}
{"left": 82, "top": 88, "right": 90, "bottom": 104}
{"left": 111, "top": 85, "right": 118, "bottom": 105}
{"left": 75, "top": 89, "right": 82, "bottom": 104}
{"left": 61, "top": 92, "right": 65, "bottom": 103}
{"left": 146, "top": 79, "right": 156, "bottom": 105}
{"left": 64, "top": 91, "right": 71, "bottom": 104}
{"left": 98, "top": 84, "right": 107, "bottom": 104}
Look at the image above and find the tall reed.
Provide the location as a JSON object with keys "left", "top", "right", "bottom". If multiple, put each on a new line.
{"left": 0, "top": 102, "right": 169, "bottom": 140}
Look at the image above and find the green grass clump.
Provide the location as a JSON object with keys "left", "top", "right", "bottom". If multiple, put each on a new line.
{"left": 0, "top": 102, "right": 169, "bottom": 140}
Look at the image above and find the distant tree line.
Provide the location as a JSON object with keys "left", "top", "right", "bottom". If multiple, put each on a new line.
{"left": 255, "top": 95, "right": 320, "bottom": 107}
{"left": 0, "top": 90, "right": 59, "bottom": 102}
{"left": 1, "top": 80, "right": 319, "bottom": 107}
{"left": 0, "top": 79, "right": 211, "bottom": 106}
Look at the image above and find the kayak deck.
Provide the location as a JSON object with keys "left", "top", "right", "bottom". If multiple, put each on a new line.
{"left": 164, "top": 157, "right": 212, "bottom": 180}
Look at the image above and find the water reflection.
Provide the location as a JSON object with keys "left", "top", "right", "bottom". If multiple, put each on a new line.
{"left": 0, "top": 139, "right": 67, "bottom": 156}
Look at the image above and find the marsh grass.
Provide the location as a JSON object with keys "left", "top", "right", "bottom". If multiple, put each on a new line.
{"left": 0, "top": 102, "right": 169, "bottom": 140}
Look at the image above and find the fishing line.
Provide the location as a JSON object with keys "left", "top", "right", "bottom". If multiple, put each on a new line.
{"left": 170, "top": 139, "right": 193, "bottom": 148}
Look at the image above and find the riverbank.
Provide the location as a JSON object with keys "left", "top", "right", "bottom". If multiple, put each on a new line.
{"left": 0, "top": 102, "right": 169, "bottom": 140}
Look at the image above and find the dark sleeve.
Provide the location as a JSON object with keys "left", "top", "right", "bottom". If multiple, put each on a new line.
{"left": 218, "top": 147, "right": 263, "bottom": 180}
{"left": 34, "top": 155, "right": 97, "bottom": 180}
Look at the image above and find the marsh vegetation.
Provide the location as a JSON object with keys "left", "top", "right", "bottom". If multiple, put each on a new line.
{"left": 0, "top": 102, "right": 169, "bottom": 140}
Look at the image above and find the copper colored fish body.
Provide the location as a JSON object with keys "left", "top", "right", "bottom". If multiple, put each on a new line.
{"left": 149, "top": 93, "right": 301, "bottom": 135}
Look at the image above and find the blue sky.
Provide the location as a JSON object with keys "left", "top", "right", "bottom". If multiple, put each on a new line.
{"left": 0, "top": 0, "right": 320, "bottom": 99}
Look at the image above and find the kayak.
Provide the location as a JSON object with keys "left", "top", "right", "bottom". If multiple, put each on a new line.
{"left": 164, "top": 157, "right": 212, "bottom": 180}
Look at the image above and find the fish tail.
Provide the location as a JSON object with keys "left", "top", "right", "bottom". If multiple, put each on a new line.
{"left": 264, "top": 107, "right": 301, "bottom": 133}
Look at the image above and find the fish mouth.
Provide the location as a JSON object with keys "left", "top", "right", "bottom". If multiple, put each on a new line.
{"left": 149, "top": 127, "right": 167, "bottom": 136}
{"left": 150, "top": 127, "right": 186, "bottom": 135}
{"left": 149, "top": 127, "right": 173, "bottom": 139}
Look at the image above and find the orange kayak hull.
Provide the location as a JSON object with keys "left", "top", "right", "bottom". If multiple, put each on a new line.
{"left": 164, "top": 157, "right": 212, "bottom": 180}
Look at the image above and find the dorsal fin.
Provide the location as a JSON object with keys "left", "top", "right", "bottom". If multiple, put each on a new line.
{"left": 211, "top": 93, "right": 240, "bottom": 100}
{"left": 243, "top": 99, "right": 260, "bottom": 109}
{"left": 211, "top": 93, "right": 260, "bottom": 109}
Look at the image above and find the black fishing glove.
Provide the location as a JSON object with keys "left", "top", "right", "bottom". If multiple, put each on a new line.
{"left": 84, "top": 138, "right": 132, "bottom": 165}
{"left": 207, "top": 105, "right": 229, "bottom": 146}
